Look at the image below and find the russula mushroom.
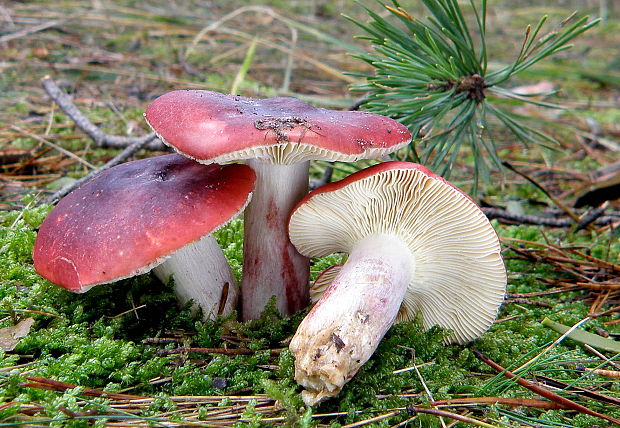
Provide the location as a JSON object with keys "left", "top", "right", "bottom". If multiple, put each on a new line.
{"left": 33, "top": 154, "right": 255, "bottom": 319}
{"left": 287, "top": 161, "right": 507, "bottom": 405}
{"left": 144, "top": 90, "right": 411, "bottom": 320}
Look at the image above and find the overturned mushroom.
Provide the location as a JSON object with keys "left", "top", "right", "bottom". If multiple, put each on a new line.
{"left": 288, "top": 161, "right": 506, "bottom": 405}
{"left": 144, "top": 90, "right": 411, "bottom": 319}
{"left": 33, "top": 154, "right": 255, "bottom": 319}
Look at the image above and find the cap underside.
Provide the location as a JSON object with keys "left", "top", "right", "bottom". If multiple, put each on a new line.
{"left": 289, "top": 166, "right": 506, "bottom": 344}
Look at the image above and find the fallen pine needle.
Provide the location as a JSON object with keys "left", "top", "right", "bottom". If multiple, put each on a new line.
{"left": 431, "top": 397, "right": 570, "bottom": 409}
{"left": 473, "top": 350, "right": 620, "bottom": 425}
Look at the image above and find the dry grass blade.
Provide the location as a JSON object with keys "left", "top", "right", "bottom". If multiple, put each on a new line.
{"left": 16, "top": 376, "right": 282, "bottom": 426}
{"left": 10, "top": 125, "right": 95, "bottom": 169}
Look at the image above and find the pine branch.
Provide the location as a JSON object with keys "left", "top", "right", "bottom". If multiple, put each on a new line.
{"left": 348, "top": 1, "right": 600, "bottom": 187}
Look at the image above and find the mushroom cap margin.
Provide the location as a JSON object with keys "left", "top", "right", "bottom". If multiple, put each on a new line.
{"left": 33, "top": 154, "right": 255, "bottom": 292}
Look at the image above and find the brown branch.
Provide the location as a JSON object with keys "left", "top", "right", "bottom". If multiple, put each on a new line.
{"left": 0, "top": 17, "right": 72, "bottom": 44}
{"left": 482, "top": 207, "right": 618, "bottom": 227}
{"left": 156, "top": 347, "right": 283, "bottom": 357}
{"left": 40, "top": 136, "right": 156, "bottom": 205}
{"left": 40, "top": 76, "right": 164, "bottom": 150}
{"left": 22, "top": 376, "right": 146, "bottom": 400}
{"left": 473, "top": 350, "right": 620, "bottom": 425}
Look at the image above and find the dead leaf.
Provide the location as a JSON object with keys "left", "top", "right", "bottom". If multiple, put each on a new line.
{"left": 0, "top": 318, "right": 35, "bottom": 351}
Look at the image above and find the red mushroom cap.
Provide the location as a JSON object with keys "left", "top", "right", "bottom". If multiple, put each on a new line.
{"left": 144, "top": 90, "right": 411, "bottom": 164}
{"left": 33, "top": 154, "right": 255, "bottom": 292}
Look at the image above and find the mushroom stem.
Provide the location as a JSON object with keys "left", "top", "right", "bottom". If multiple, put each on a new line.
{"left": 289, "top": 234, "right": 414, "bottom": 406}
{"left": 241, "top": 160, "right": 310, "bottom": 320}
{"left": 153, "top": 234, "right": 238, "bottom": 319}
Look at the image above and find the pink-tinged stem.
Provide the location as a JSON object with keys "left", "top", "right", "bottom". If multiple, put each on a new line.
{"left": 289, "top": 234, "right": 414, "bottom": 405}
{"left": 241, "top": 160, "right": 310, "bottom": 320}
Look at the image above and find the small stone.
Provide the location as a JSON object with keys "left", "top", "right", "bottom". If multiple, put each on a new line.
{"left": 211, "top": 377, "right": 228, "bottom": 390}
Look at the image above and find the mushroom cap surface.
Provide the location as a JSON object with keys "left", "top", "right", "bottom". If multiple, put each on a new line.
{"left": 144, "top": 90, "right": 411, "bottom": 164}
{"left": 33, "top": 154, "right": 255, "bottom": 292}
{"left": 288, "top": 161, "right": 506, "bottom": 344}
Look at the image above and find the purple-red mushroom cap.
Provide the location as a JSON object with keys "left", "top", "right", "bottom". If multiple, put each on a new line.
{"left": 33, "top": 154, "right": 255, "bottom": 292}
{"left": 143, "top": 90, "right": 411, "bottom": 163}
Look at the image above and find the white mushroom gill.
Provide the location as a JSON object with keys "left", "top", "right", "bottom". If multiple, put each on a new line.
{"left": 288, "top": 165, "right": 506, "bottom": 405}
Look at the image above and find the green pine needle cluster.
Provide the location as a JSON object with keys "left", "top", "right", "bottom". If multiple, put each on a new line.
{"left": 348, "top": 0, "right": 599, "bottom": 191}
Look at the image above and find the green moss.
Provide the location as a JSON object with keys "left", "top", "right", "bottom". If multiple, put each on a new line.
{"left": 1, "top": 194, "right": 619, "bottom": 427}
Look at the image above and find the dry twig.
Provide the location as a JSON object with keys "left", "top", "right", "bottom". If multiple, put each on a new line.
{"left": 37, "top": 76, "right": 163, "bottom": 204}
{"left": 40, "top": 76, "right": 163, "bottom": 150}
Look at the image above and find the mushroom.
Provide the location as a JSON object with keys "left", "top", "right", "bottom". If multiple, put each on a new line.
{"left": 287, "top": 161, "right": 506, "bottom": 405}
{"left": 33, "top": 154, "right": 256, "bottom": 319}
{"left": 144, "top": 90, "right": 411, "bottom": 320}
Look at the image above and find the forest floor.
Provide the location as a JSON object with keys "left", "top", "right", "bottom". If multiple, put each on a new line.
{"left": 0, "top": 1, "right": 619, "bottom": 426}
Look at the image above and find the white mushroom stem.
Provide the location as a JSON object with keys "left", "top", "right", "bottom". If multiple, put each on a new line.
{"left": 241, "top": 159, "right": 310, "bottom": 320}
{"left": 153, "top": 234, "right": 238, "bottom": 319}
{"left": 289, "top": 234, "right": 414, "bottom": 406}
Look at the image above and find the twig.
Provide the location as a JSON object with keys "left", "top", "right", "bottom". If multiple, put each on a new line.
{"left": 583, "top": 344, "right": 620, "bottom": 369}
{"left": 177, "top": 49, "right": 206, "bottom": 80}
{"left": 473, "top": 350, "right": 620, "bottom": 425}
{"left": 40, "top": 136, "right": 156, "bottom": 205}
{"left": 575, "top": 202, "right": 609, "bottom": 231}
{"left": 156, "top": 347, "right": 283, "bottom": 357}
{"left": 309, "top": 165, "right": 333, "bottom": 190}
{"left": 502, "top": 161, "right": 582, "bottom": 224}
{"left": 504, "top": 297, "right": 552, "bottom": 307}
{"left": 40, "top": 76, "right": 164, "bottom": 150}
{"left": 141, "top": 338, "right": 182, "bottom": 344}
{"left": 341, "top": 410, "right": 400, "bottom": 427}
{"left": 481, "top": 207, "right": 617, "bottom": 227}
{"left": 22, "top": 377, "right": 145, "bottom": 400}
{"left": 576, "top": 365, "right": 620, "bottom": 379}
{"left": 409, "top": 350, "right": 447, "bottom": 428}
{"left": 0, "top": 17, "right": 72, "bottom": 44}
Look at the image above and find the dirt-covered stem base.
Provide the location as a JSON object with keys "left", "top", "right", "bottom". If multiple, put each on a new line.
{"left": 289, "top": 234, "right": 414, "bottom": 405}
